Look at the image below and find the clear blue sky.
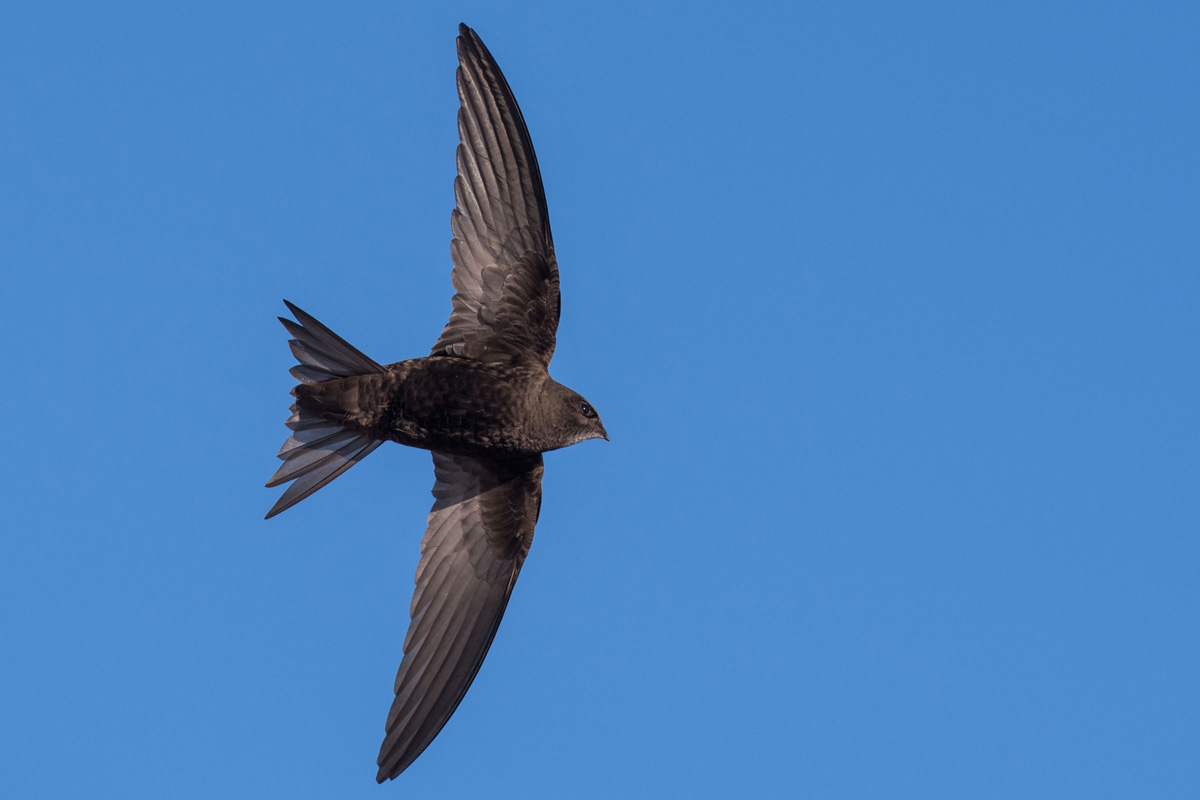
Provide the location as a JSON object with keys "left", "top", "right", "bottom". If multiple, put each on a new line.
{"left": 3, "top": 2, "right": 1198, "bottom": 797}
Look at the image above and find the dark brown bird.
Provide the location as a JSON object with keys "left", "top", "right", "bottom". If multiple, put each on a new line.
{"left": 265, "top": 24, "right": 607, "bottom": 783}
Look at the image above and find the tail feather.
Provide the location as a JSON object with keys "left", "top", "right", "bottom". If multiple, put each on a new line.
{"left": 286, "top": 410, "right": 329, "bottom": 431}
{"left": 266, "top": 301, "right": 387, "bottom": 519}
{"left": 269, "top": 427, "right": 362, "bottom": 482}
{"left": 265, "top": 436, "right": 383, "bottom": 519}
{"left": 278, "top": 423, "right": 359, "bottom": 457}
{"left": 288, "top": 363, "right": 343, "bottom": 384}
{"left": 281, "top": 299, "right": 383, "bottom": 379}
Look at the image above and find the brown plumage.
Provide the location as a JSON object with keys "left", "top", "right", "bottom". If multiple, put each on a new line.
{"left": 264, "top": 24, "right": 607, "bottom": 783}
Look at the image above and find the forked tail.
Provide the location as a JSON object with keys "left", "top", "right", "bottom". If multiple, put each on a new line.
{"left": 265, "top": 301, "right": 385, "bottom": 519}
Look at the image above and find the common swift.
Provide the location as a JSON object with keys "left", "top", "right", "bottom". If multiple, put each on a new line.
{"left": 265, "top": 23, "right": 607, "bottom": 783}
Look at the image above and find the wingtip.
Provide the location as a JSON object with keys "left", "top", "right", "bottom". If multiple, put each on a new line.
{"left": 457, "top": 23, "right": 475, "bottom": 48}
{"left": 457, "top": 23, "right": 484, "bottom": 53}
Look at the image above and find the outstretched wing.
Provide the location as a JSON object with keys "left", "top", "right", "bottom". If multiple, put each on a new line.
{"left": 431, "top": 23, "right": 560, "bottom": 368}
{"left": 376, "top": 451, "right": 544, "bottom": 782}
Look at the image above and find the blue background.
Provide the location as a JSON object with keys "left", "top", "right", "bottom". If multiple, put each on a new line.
{"left": 3, "top": 2, "right": 1197, "bottom": 797}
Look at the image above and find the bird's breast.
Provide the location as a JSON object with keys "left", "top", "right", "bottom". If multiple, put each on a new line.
{"left": 382, "top": 358, "right": 541, "bottom": 455}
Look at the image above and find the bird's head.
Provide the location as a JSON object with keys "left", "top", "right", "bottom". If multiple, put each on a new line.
{"left": 538, "top": 379, "right": 608, "bottom": 450}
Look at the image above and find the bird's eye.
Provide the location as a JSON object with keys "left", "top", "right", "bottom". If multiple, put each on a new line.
{"left": 579, "top": 401, "right": 593, "bottom": 418}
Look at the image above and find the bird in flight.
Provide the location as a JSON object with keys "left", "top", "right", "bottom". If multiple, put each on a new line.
{"left": 265, "top": 23, "right": 607, "bottom": 783}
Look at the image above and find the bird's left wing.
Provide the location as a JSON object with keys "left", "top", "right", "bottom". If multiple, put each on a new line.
{"left": 376, "top": 451, "right": 543, "bottom": 782}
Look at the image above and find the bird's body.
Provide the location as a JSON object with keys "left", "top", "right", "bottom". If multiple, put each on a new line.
{"left": 265, "top": 24, "right": 606, "bottom": 783}
{"left": 293, "top": 357, "right": 597, "bottom": 457}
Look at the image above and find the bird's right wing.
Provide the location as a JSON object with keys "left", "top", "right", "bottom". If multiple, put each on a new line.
{"left": 376, "top": 451, "right": 543, "bottom": 782}
{"left": 431, "top": 24, "right": 560, "bottom": 369}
